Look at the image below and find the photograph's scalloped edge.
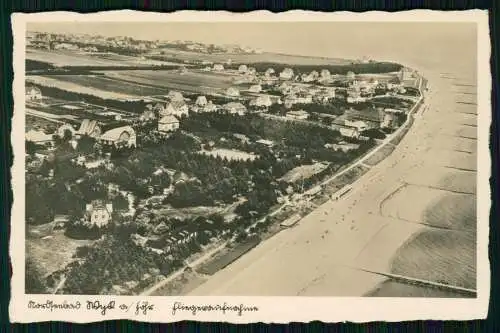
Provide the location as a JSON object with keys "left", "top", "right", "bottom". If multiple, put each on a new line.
{"left": 9, "top": 9, "right": 491, "bottom": 324}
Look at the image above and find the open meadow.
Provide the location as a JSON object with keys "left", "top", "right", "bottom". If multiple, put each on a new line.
{"left": 27, "top": 48, "right": 184, "bottom": 68}
{"left": 27, "top": 75, "right": 170, "bottom": 100}
{"left": 101, "top": 69, "right": 237, "bottom": 95}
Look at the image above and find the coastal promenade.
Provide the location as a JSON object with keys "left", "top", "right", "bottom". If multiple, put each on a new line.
{"left": 188, "top": 68, "right": 478, "bottom": 296}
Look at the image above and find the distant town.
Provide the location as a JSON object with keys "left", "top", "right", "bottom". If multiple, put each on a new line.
{"left": 25, "top": 30, "right": 427, "bottom": 296}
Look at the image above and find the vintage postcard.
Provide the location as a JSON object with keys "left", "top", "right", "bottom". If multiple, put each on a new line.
{"left": 10, "top": 10, "right": 490, "bottom": 323}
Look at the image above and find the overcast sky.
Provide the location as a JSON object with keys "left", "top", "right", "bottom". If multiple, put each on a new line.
{"left": 27, "top": 22, "right": 476, "bottom": 67}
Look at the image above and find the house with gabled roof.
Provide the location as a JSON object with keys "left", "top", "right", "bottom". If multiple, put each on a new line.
{"left": 223, "top": 102, "right": 247, "bottom": 115}
{"left": 26, "top": 86, "right": 42, "bottom": 101}
{"left": 279, "top": 68, "right": 294, "bottom": 80}
{"left": 76, "top": 119, "right": 101, "bottom": 138}
{"left": 99, "top": 126, "right": 136, "bottom": 148}
{"left": 158, "top": 115, "right": 180, "bottom": 133}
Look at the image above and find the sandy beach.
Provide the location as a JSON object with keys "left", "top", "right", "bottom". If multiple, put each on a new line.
{"left": 188, "top": 62, "right": 477, "bottom": 296}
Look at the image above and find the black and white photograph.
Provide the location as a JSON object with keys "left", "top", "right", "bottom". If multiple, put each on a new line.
{"left": 10, "top": 10, "right": 490, "bottom": 323}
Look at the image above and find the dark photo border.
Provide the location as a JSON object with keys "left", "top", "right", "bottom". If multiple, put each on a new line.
{"left": 0, "top": 0, "right": 497, "bottom": 331}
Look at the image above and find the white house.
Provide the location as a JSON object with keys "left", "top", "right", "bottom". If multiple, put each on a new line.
{"left": 346, "top": 71, "right": 356, "bottom": 80}
{"left": 99, "top": 126, "right": 137, "bottom": 148}
{"left": 265, "top": 68, "right": 275, "bottom": 77}
{"left": 249, "top": 84, "right": 262, "bottom": 93}
{"left": 280, "top": 68, "right": 294, "bottom": 80}
{"left": 339, "top": 127, "right": 360, "bottom": 139}
{"left": 226, "top": 87, "right": 240, "bottom": 97}
{"left": 223, "top": 102, "right": 247, "bottom": 116}
{"left": 302, "top": 70, "right": 319, "bottom": 83}
{"left": 167, "top": 90, "right": 184, "bottom": 102}
{"left": 213, "top": 64, "right": 224, "bottom": 71}
{"left": 347, "top": 96, "right": 367, "bottom": 104}
{"left": 76, "top": 119, "right": 101, "bottom": 138}
{"left": 250, "top": 95, "right": 273, "bottom": 108}
{"left": 320, "top": 69, "right": 332, "bottom": 81}
{"left": 398, "top": 67, "right": 414, "bottom": 81}
{"left": 140, "top": 109, "right": 156, "bottom": 121}
{"left": 85, "top": 201, "right": 113, "bottom": 228}
{"left": 161, "top": 101, "right": 189, "bottom": 118}
{"left": 25, "top": 129, "right": 54, "bottom": 145}
{"left": 286, "top": 110, "right": 309, "bottom": 120}
{"left": 158, "top": 115, "right": 180, "bottom": 132}
{"left": 256, "top": 139, "right": 274, "bottom": 147}
{"left": 345, "top": 119, "right": 368, "bottom": 132}
{"left": 203, "top": 101, "right": 218, "bottom": 113}
{"left": 26, "top": 86, "right": 43, "bottom": 101}
{"left": 195, "top": 95, "right": 208, "bottom": 106}
{"left": 238, "top": 64, "right": 248, "bottom": 73}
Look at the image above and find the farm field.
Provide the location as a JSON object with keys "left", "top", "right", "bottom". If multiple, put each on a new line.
{"left": 100, "top": 69, "right": 237, "bottom": 95}
{"left": 27, "top": 75, "right": 139, "bottom": 100}
{"left": 27, "top": 48, "right": 184, "bottom": 68}
{"left": 26, "top": 114, "right": 60, "bottom": 131}
{"left": 27, "top": 108, "right": 77, "bottom": 123}
{"left": 28, "top": 75, "right": 170, "bottom": 100}
{"left": 28, "top": 100, "right": 136, "bottom": 125}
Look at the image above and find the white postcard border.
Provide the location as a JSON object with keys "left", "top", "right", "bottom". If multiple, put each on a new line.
{"left": 9, "top": 9, "right": 491, "bottom": 323}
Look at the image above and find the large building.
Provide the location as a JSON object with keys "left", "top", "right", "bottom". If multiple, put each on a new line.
{"left": 99, "top": 126, "right": 137, "bottom": 148}
{"left": 85, "top": 200, "right": 113, "bottom": 228}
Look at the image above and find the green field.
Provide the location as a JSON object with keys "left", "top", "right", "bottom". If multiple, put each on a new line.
{"left": 101, "top": 70, "right": 238, "bottom": 95}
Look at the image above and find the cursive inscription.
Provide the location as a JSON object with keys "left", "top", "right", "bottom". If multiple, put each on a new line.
{"left": 86, "top": 300, "right": 116, "bottom": 316}
{"left": 171, "top": 301, "right": 259, "bottom": 316}
{"left": 28, "top": 300, "right": 81, "bottom": 311}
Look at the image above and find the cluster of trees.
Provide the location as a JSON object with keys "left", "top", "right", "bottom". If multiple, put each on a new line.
{"left": 63, "top": 236, "right": 173, "bottom": 295}
{"left": 26, "top": 139, "right": 131, "bottom": 226}
{"left": 181, "top": 113, "right": 341, "bottom": 152}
